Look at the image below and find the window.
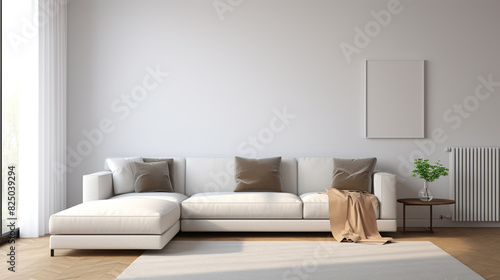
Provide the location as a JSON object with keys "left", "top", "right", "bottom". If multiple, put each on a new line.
{"left": 1, "top": 0, "right": 36, "bottom": 243}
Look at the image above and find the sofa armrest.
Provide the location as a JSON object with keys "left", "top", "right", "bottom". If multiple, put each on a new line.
{"left": 82, "top": 171, "right": 113, "bottom": 202}
{"left": 373, "top": 172, "right": 397, "bottom": 219}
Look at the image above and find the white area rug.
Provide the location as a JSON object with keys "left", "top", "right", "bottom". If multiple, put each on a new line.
{"left": 117, "top": 241, "right": 483, "bottom": 280}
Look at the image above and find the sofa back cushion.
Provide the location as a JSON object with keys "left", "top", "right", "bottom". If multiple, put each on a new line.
{"left": 105, "top": 157, "right": 186, "bottom": 194}
{"left": 185, "top": 158, "right": 297, "bottom": 196}
{"left": 105, "top": 157, "right": 144, "bottom": 195}
{"left": 298, "top": 158, "right": 333, "bottom": 195}
{"left": 298, "top": 158, "right": 376, "bottom": 194}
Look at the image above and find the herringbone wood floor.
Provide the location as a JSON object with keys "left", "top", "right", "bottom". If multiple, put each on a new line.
{"left": 0, "top": 228, "right": 499, "bottom": 280}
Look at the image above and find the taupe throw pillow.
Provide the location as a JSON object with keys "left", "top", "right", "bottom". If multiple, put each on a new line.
{"left": 143, "top": 158, "right": 175, "bottom": 189}
{"left": 330, "top": 158, "right": 377, "bottom": 191}
{"left": 234, "top": 156, "right": 282, "bottom": 192}
{"left": 131, "top": 161, "right": 173, "bottom": 192}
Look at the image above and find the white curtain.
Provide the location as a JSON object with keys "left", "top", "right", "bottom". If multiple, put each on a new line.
{"left": 19, "top": 0, "right": 67, "bottom": 238}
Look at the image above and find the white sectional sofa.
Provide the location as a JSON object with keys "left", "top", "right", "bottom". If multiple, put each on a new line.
{"left": 49, "top": 157, "right": 396, "bottom": 256}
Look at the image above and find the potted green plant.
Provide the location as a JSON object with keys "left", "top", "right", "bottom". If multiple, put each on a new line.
{"left": 412, "top": 159, "right": 449, "bottom": 201}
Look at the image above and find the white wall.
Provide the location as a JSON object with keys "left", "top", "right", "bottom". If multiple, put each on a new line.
{"left": 67, "top": 0, "right": 500, "bottom": 226}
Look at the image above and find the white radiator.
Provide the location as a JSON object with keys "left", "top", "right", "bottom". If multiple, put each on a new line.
{"left": 447, "top": 147, "right": 500, "bottom": 222}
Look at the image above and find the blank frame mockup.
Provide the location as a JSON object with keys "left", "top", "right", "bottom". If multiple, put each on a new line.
{"left": 365, "top": 60, "right": 424, "bottom": 138}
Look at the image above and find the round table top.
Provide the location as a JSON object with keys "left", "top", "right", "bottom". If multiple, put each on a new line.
{"left": 397, "top": 198, "right": 455, "bottom": 205}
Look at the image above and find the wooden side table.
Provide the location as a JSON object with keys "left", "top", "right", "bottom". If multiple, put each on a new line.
{"left": 397, "top": 198, "right": 455, "bottom": 233}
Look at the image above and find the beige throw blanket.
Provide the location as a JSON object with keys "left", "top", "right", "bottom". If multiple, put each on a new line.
{"left": 326, "top": 188, "right": 393, "bottom": 245}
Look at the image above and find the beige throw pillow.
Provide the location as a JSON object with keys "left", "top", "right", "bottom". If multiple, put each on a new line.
{"left": 330, "top": 157, "right": 377, "bottom": 191}
{"left": 234, "top": 156, "right": 282, "bottom": 192}
{"left": 131, "top": 161, "right": 173, "bottom": 192}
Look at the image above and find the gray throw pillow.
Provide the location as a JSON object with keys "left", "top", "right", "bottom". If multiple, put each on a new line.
{"left": 330, "top": 157, "right": 377, "bottom": 191}
{"left": 234, "top": 156, "right": 282, "bottom": 192}
{"left": 131, "top": 161, "right": 173, "bottom": 193}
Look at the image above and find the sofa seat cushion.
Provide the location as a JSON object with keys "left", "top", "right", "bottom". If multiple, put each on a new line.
{"left": 182, "top": 192, "right": 302, "bottom": 219}
{"left": 49, "top": 199, "right": 180, "bottom": 235}
{"left": 300, "top": 192, "right": 380, "bottom": 219}
{"left": 111, "top": 192, "right": 188, "bottom": 204}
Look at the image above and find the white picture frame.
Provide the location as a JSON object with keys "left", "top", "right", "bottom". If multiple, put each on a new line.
{"left": 365, "top": 60, "right": 425, "bottom": 138}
